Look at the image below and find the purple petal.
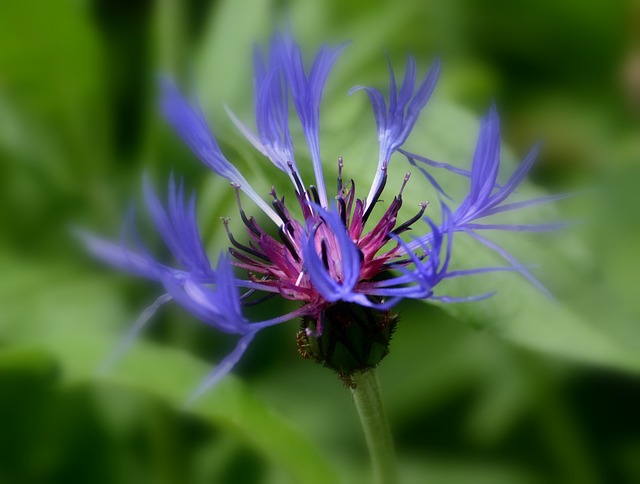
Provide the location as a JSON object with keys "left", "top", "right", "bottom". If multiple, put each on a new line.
{"left": 461, "top": 222, "right": 572, "bottom": 232}
{"left": 277, "top": 34, "right": 347, "bottom": 207}
{"left": 348, "top": 85, "right": 388, "bottom": 137}
{"left": 488, "top": 143, "right": 541, "bottom": 207}
{"left": 161, "top": 253, "right": 250, "bottom": 334}
{"left": 432, "top": 292, "right": 496, "bottom": 303}
{"left": 403, "top": 151, "right": 454, "bottom": 200}
{"left": 398, "top": 148, "right": 473, "bottom": 178}
{"left": 481, "top": 192, "right": 572, "bottom": 217}
{"left": 399, "top": 57, "right": 440, "bottom": 141}
{"left": 160, "top": 79, "right": 281, "bottom": 224}
{"left": 225, "top": 105, "right": 268, "bottom": 156}
{"left": 302, "top": 205, "right": 363, "bottom": 303}
{"left": 75, "top": 229, "right": 165, "bottom": 281}
{"left": 466, "top": 230, "right": 553, "bottom": 298}
{"left": 468, "top": 104, "right": 501, "bottom": 204}
{"left": 143, "top": 175, "right": 214, "bottom": 277}
{"left": 353, "top": 56, "right": 440, "bottom": 207}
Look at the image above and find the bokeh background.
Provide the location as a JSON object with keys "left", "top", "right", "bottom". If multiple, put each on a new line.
{"left": 1, "top": 0, "right": 640, "bottom": 483}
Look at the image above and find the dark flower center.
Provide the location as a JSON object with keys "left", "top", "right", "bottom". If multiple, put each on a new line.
{"left": 297, "top": 301, "right": 399, "bottom": 386}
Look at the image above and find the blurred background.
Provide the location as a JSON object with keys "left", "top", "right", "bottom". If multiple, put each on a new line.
{"left": 1, "top": 0, "right": 639, "bottom": 483}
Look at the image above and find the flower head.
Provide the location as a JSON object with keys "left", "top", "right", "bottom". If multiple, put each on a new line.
{"left": 83, "top": 32, "right": 560, "bottom": 396}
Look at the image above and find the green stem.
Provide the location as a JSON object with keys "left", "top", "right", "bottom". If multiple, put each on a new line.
{"left": 352, "top": 369, "right": 397, "bottom": 484}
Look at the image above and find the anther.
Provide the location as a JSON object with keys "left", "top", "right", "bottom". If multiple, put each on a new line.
{"left": 278, "top": 225, "right": 301, "bottom": 262}
{"left": 399, "top": 172, "right": 411, "bottom": 198}
{"left": 241, "top": 292, "right": 278, "bottom": 307}
{"left": 391, "top": 201, "right": 429, "bottom": 236}
{"left": 344, "top": 179, "right": 356, "bottom": 216}
{"left": 287, "top": 161, "right": 306, "bottom": 197}
{"left": 233, "top": 185, "right": 261, "bottom": 236}
{"left": 336, "top": 196, "right": 347, "bottom": 226}
{"left": 321, "top": 239, "right": 330, "bottom": 270}
{"left": 271, "top": 196, "right": 290, "bottom": 225}
{"left": 309, "top": 185, "right": 321, "bottom": 205}
{"left": 239, "top": 275, "right": 270, "bottom": 301}
{"left": 222, "top": 218, "right": 270, "bottom": 261}
{"left": 363, "top": 164, "right": 388, "bottom": 224}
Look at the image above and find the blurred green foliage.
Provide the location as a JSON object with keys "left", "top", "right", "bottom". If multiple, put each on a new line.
{"left": 1, "top": 0, "right": 639, "bottom": 483}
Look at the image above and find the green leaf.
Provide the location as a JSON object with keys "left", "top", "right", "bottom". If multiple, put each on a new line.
{"left": 385, "top": 100, "right": 640, "bottom": 373}
{"left": 0, "top": 0, "right": 106, "bottom": 156}
{"left": 0, "top": 257, "right": 338, "bottom": 484}
{"left": 307, "top": 67, "right": 640, "bottom": 374}
{"left": 191, "top": 10, "right": 640, "bottom": 375}
{"left": 195, "top": 0, "right": 273, "bottom": 113}
{"left": 53, "top": 335, "right": 338, "bottom": 484}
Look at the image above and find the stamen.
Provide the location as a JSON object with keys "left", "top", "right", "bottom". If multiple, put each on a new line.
{"left": 399, "top": 172, "right": 411, "bottom": 198}
{"left": 284, "top": 219, "right": 295, "bottom": 236}
{"left": 233, "top": 184, "right": 261, "bottom": 236}
{"left": 321, "top": 239, "right": 330, "bottom": 270}
{"left": 337, "top": 156, "right": 344, "bottom": 192}
{"left": 362, "top": 163, "right": 388, "bottom": 224}
{"left": 222, "top": 217, "right": 270, "bottom": 261}
{"left": 391, "top": 201, "right": 429, "bottom": 236}
{"left": 344, "top": 179, "right": 356, "bottom": 220}
{"left": 295, "top": 271, "right": 304, "bottom": 286}
{"left": 288, "top": 161, "right": 306, "bottom": 197}
{"left": 309, "top": 185, "right": 321, "bottom": 205}
{"left": 241, "top": 291, "right": 278, "bottom": 306}
{"left": 278, "top": 225, "right": 301, "bottom": 262}
{"left": 336, "top": 196, "right": 347, "bottom": 226}
{"left": 239, "top": 276, "right": 269, "bottom": 300}
{"left": 228, "top": 247, "right": 267, "bottom": 267}
{"left": 271, "top": 191, "right": 291, "bottom": 225}
{"left": 382, "top": 251, "right": 427, "bottom": 269}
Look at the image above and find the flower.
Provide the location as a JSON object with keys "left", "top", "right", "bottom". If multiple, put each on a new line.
{"left": 82, "top": 32, "right": 560, "bottom": 398}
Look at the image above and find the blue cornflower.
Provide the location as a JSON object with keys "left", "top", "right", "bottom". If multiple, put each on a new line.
{"left": 82, "top": 32, "right": 559, "bottom": 397}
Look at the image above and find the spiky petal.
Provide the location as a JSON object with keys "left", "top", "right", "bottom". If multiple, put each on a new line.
{"left": 350, "top": 55, "right": 441, "bottom": 207}
{"left": 82, "top": 33, "right": 563, "bottom": 397}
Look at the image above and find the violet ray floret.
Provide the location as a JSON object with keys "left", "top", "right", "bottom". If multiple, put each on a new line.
{"left": 349, "top": 54, "right": 441, "bottom": 207}
{"left": 82, "top": 31, "right": 564, "bottom": 397}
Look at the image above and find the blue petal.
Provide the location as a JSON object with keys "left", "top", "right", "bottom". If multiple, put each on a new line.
{"left": 253, "top": 44, "right": 298, "bottom": 173}
{"left": 352, "top": 56, "right": 441, "bottom": 207}
{"left": 348, "top": 85, "right": 387, "bottom": 137}
{"left": 466, "top": 230, "right": 553, "bottom": 298}
{"left": 468, "top": 104, "right": 501, "bottom": 205}
{"left": 277, "top": 33, "right": 348, "bottom": 206}
{"left": 398, "top": 148, "right": 474, "bottom": 178}
{"left": 453, "top": 106, "right": 511, "bottom": 225}
{"left": 400, "top": 57, "right": 440, "bottom": 142}
{"left": 161, "top": 79, "right": 241, "bottom": 181}
{"left": 76, "top": 229, "right": 165, "bottom": 281}
{"left": 462, "top": 222, "right": 572, "bottom": 232}
{"left": 487, "top": 142, "right": 541, "bottom": 208}
{"left": 160, "top": 79, "right": 281, "bottom": 225}
{"left": 432, "top": 292, "right": 496, "bottom": 303}
{"left": 482, "top": 192, "right": 573, "bottom": 217}
{"left": 302, "top": 205, "right": 364, "bottom": 303}
{"left": 143, "top": 175, "right": 214, "bottom": 278}
{"left": 161, "top": 253, "right": 250, "bottom": 334}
